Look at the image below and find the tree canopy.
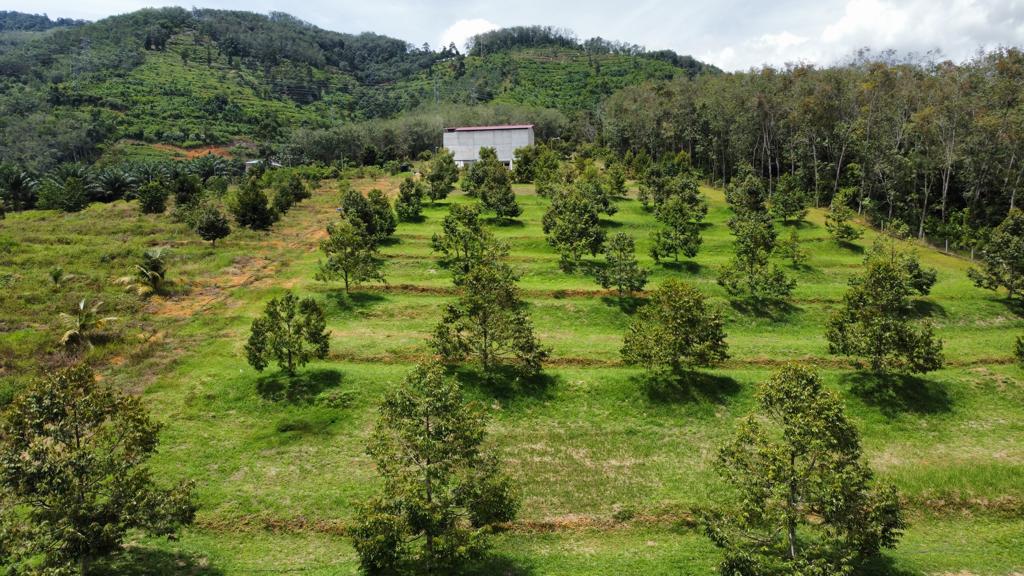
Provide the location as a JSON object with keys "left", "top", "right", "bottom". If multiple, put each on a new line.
{"left": 701, "top": 364, "right": 904, "bottom": 575}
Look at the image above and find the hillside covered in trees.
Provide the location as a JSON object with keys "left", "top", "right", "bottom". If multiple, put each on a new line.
{"left": 0, "top": 8, "right": 714, "bottom": 172}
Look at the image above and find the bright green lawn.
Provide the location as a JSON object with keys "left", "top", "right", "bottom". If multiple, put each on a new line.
{"left": 2, "top": 175, "right": 1023, "bottom": 574}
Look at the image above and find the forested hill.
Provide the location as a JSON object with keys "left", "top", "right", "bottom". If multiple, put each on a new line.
{"left": 0, "top": 8, "right": 716, "bottom": 171}
{"left": 0, "top": 11, "right": 87, "bottom": 32}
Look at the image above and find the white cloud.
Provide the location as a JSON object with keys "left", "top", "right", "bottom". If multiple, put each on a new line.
{"left": 700, "top": 0, "right": 1024, "bottom": 70}
{"left": 439, "top": 18, "right": 499, "bottom": 51}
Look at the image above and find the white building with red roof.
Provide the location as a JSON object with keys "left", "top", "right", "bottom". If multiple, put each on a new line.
{"left": 442, "top": 124, "right": 535, "bottom": 168}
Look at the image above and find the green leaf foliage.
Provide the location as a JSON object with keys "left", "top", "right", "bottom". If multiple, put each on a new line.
{"left": 542, "top": 188, "right": 606, "bottom": 271}
{"left": 574, "top": 164, "right": 617, "bottom": 216}
{"left": 621, "top": 279, "right": 728, "bottom": 375}
{"left": 395, "top": 176, "right": 426, "bottom": 222}
{"left": 0, "top": 366, "right": 196, "bottom": 573}
{"left": 826, "top": 242, "right": 944, "bottom": 373}
{"left": 316, "top": 217, "right": 386, "bottom": 293}
{"left": 426, "top": 149, "right": 458, "bottom": 202}
{"left": 193, "top": 202, "right": 231, "bottom": 245}
{"left": 701, "top": 364, "right": 904, "bottom": 576}
{"left": 36, "top": 164, "right": 97, "bottom": 213}
{"left": 352, "top": 363, "right": 519, "bottom": 574}
{"left": 431, "top": 246, "right": 548, "bottom": 379}
{"left": 596, "top": 233, "right": 648, "bottom": 297}
{"left": 430, "top": 203, "right": 505, "bottom": 279}
{"left": 717, "top": 187, "right": 795, "bottom": 303}
{"left": 770, "top": 173, "right": 808, "bottom": 223}
{"left": 136, "top": 180, "right": 171, "bottom": 214}
{"left": 339, "top": 184, "right": 396, "bottom": 243}
{"left": 245, "top": 292, "right": 330, "bottom": 376}
{"left": 968, "top": 208, "right": 1024, "bottom": 300}
{"left": 228, "top": 177, "right": 277, "bottom": 230}
{"left": 826, "top": 188, "right": 864, "bottom": 244}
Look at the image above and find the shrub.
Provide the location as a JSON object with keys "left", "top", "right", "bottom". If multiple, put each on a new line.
{"left": 621, "top": 280, "right": 728, "bottom": 375}
{"left": 395, "top": 177, "right": 424, "bottom": 222}
{"left": 228, "top": 178, "right": 277, "bottom": 230}
{"left": 136, "top": 181, "right": 170, "bottom": 214}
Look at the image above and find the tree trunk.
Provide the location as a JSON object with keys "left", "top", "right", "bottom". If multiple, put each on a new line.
{"left": 833, "top": 142, "right": 847, "bottom": 196}
{"left": 787, "top": 451, "right": 798, "bottom": 560}
{"left": 812, "top": 141, "right": 820, "bottom": 208}
{"left": 424, "top": 410, "right": 434, "bottom": 573}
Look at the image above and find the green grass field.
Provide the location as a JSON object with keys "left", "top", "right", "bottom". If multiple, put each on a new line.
{"left": 1, "top": 176, "right": 1023, "bottom": 574}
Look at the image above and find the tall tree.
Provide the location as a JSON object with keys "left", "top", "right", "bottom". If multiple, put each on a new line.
{"left": 245, "top": 292, "right": 330, "bottom": 376}
{"left": 542, "top": 188, "right": 606, "bottom": 271}
{"left": 596, "top": 233, "right": 648, "bottom": 297}
{"left": 968, "top": 208, "right": 1024, "bottom": 300}
{"left": 701, "top": 365, "right": 904, "bottom": 575}
{"left": 718, "top": 179, "right": 795, "bottom": 303}
{"left": 426, "top": 148, "right": 458, "bottom": 203}
{"left": 431, "top": 247, "right": 547, "bottom": 379}
{"left": 827, "top": 244, "right": 944, "bottom": 373}
{"left": 317, "top": 218, "right": 386, "bottom": 293}
{"left": 621, "top": 279, "right": 728, "bottom": 375}
{"left": 0, "top": 366, "right": 196, "bottom": 574}
{"left": 352, "top": 363, "right": 518, "bottom": 574}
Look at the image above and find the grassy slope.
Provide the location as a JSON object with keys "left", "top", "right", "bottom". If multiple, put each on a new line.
{"left": 2, "top": 178, "right": 1023, "bottom": 574}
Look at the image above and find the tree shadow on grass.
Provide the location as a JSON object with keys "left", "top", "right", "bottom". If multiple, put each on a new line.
{"left": 328, "top": 289, "right": 387, "bottom": 311}
{"left": 837, "top": 240, "right": 865, "bottom": 254}
{"left": 780, "top": 219, "right": 814, "bottom": 229}
{"left": 255, "top": 368, "right": 343, "bottom": 403}
{"left": 462, "top": 553, "right": 536, "bottom": 576}
{"left": 643, "top": 371, "right": 741, "bottom": 405}
{"left": 94, "top": 546, "right": 223, "bottom": 576}
{"left": 599, "top": 218, "right": 624, "bottom": 229}
{"left": 485, "top": 217, "right": 525, "bottom": 228}
{"left": 858, "top": 553, "right": 919, "bottom": 576}
{"left": 909, "top": 299, "right": 947, "bottom": 319}
{"left": 841, "top": 371, "right": 952, "bottom": 416}
{"left": 660, "top": 260, "right": 702, "bottom": 274}
{"left": 995, "top": 296, "right": 1024, "bottom": 318}
{"left": 600, "top": 294, "right": 647, "bottom": 314}
{"left": 728, "top": 298, "right": 800, "bottom": 321}
{"left": 453, "top": 365, "right": 558, "bottom": 401}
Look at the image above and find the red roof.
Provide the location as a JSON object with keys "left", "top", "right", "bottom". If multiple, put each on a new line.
{"left": 444, "top": 124, "right": 534, "bottom": 132}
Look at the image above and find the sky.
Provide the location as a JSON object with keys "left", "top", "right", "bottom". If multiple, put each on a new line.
{"left": 7, "top": 0, "right": 1024, "bottom": 70}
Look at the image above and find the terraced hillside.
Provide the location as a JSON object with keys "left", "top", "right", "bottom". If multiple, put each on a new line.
{"left": 1, "top": 177, "right": 1022, "bottom": 574}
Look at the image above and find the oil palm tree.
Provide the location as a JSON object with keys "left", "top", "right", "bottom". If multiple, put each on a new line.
{"left": 59, "top": 299, "right": 118, "bottom": 349}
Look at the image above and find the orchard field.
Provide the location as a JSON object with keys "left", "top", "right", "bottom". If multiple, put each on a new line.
{"left": 2, "top": 175, "right": 1023, "bottom": 575}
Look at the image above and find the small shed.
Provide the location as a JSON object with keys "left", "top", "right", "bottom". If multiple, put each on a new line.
{"left": 442, "top": 124, "right": 535, "bottom": 168}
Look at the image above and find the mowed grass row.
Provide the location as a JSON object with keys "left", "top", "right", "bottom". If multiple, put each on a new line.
{"left": 3, "top": 174, "right": 1024, "bottom": 574}
{"left": 132, "top": 515, "right": 1024, "bottom": 576}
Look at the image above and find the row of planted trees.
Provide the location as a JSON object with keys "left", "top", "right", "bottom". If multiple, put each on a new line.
{"left": 3, "top": 144, "right": 1022, "bottom": 574}
{"left": 600, "top": 48, "right": 1024, "bottom": 249}
{"left": 234, "top": 151, "right": 1019, "bottom": 574}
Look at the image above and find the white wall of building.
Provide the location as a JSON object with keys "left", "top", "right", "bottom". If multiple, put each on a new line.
{"left": 442, "top": 127, "right": 535, "bottom": 167}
